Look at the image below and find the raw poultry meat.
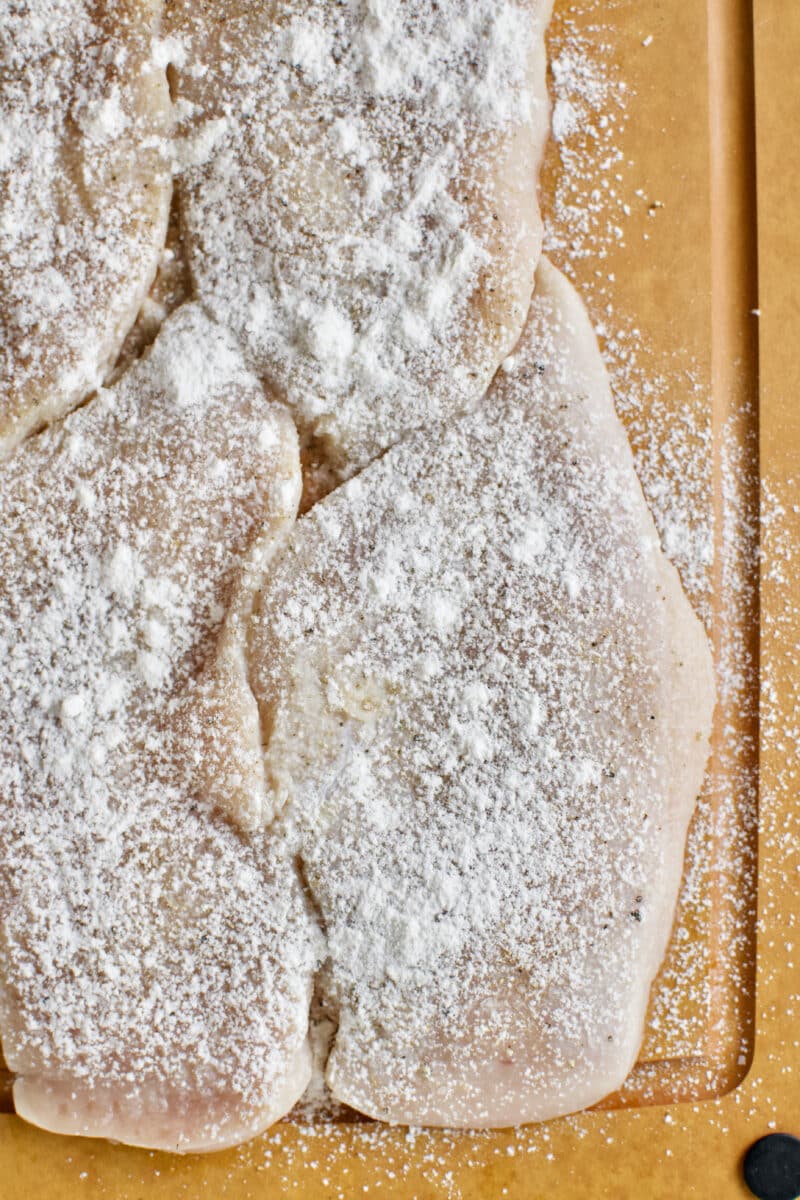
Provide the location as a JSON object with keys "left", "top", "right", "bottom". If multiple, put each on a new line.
{"left": 0, "top": 304, "right": 319, "bottom": 1150}
{"left": 249, "top": 258, "right": 715, "bottom": 1125}
{"left": 0, "top": 0, "right": 171, "bottom": 456}
{"left": 169, "top": 0, "right": 553, "bottom": 492}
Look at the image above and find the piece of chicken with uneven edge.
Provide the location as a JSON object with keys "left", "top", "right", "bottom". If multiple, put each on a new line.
{"left": 0, "top": 0, "right": 172, "bottom": 457}
{"left": 0, "top": 305, "right": 320, "bottom": 1151}
{"left": 249, "top": 258, "right": 715, "bottom": 1126}
{"left": 168, "top": 0, "right": 553, "bottom": 498}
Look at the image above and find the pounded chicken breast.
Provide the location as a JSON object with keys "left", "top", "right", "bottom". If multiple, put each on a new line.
{"left": 0, "top": 0, "right": 171, "bottom": 457}
{"left": 248, "top": 259, "right": 715, "bottom": 1126}
{"left": 0, "top": 304, "right": 319, "bottom": 1151}
{"left": 168, "top": 0, "right": 552, "bottom": 488}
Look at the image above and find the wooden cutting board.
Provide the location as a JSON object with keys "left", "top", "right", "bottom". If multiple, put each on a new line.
{"left": 3, "top": 1, "right": 797, "bottom": 1196}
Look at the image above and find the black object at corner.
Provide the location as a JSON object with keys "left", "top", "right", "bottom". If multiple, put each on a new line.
{"left": 743, "top": 1134, "right": 800, "bottom": 1200}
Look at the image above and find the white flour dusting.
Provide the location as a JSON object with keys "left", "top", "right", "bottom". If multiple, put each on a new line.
{"left": 168, "top": 0, "right": 552, "bottom": 486}
{"left": 0, "top": 0, "right": 171, "bottom": 457}
{"left": 0, "top": 0, "right": 765, "bottom": 1178}
{"left": 250, "top": 259, "right": 713, "bottom": 1127}
{"left": 0, "top": 306, "right": 319, "bottom": 1149}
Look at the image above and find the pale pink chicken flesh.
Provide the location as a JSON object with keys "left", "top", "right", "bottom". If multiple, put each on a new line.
{"left": 0, "top": 0, "right": 171, "bottom": 457}
{"left": 249, "top": 258, "right": 715, "bottom": 1126}
{"left": 168, "top": 0, "right": 553, "bottom": 486}
{"left": 0, "top": 304, "right": 319, "bottom": 1151}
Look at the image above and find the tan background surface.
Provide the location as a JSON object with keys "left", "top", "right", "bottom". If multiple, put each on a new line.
{"left": 2, "top": 0, "right": 798, "bottom": 1194}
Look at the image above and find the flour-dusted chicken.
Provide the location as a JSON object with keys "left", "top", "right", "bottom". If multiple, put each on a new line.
{"left": 0, "top": 304, "right": 320, "bottom": 1151}
{"left": 168, "top": 0, "right": 552, "bottom": 493}
{"left": 0, "top": 0, "right": 172, "bottom": 457}
{"left": 249, "top": 259, "right": 715, "bottom": 1126}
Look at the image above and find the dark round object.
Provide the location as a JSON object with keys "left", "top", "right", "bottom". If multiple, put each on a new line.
{"left": 743, "top": 1134, "right": 800, "bottom": 1200}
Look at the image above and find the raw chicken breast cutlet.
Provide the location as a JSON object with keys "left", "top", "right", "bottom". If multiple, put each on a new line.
{"left": 0, "top": 305, "right": 320, "bottom": 1151}
{"left": 248, "top": 259, "right": 715, "bottom": 1126}
{"left": 0, "top": 0, "right": 171, "bottom": 456}
{"left": 169, "top": 0, "right": 553, "bottom": 496}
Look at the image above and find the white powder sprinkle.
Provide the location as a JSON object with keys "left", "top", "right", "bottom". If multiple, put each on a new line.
{"left": 168, "top": 0, "right": 552, "bottom": 480}
{"left": 0, "top": 0, "right": 171, "bottom": 458}
{"left": 0, "top": 305, "right": 318, "bottom": 1150}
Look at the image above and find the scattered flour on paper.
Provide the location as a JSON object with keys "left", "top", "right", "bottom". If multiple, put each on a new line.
{"left": 0, "top": 0, "right": 769, "bottom": 1177}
